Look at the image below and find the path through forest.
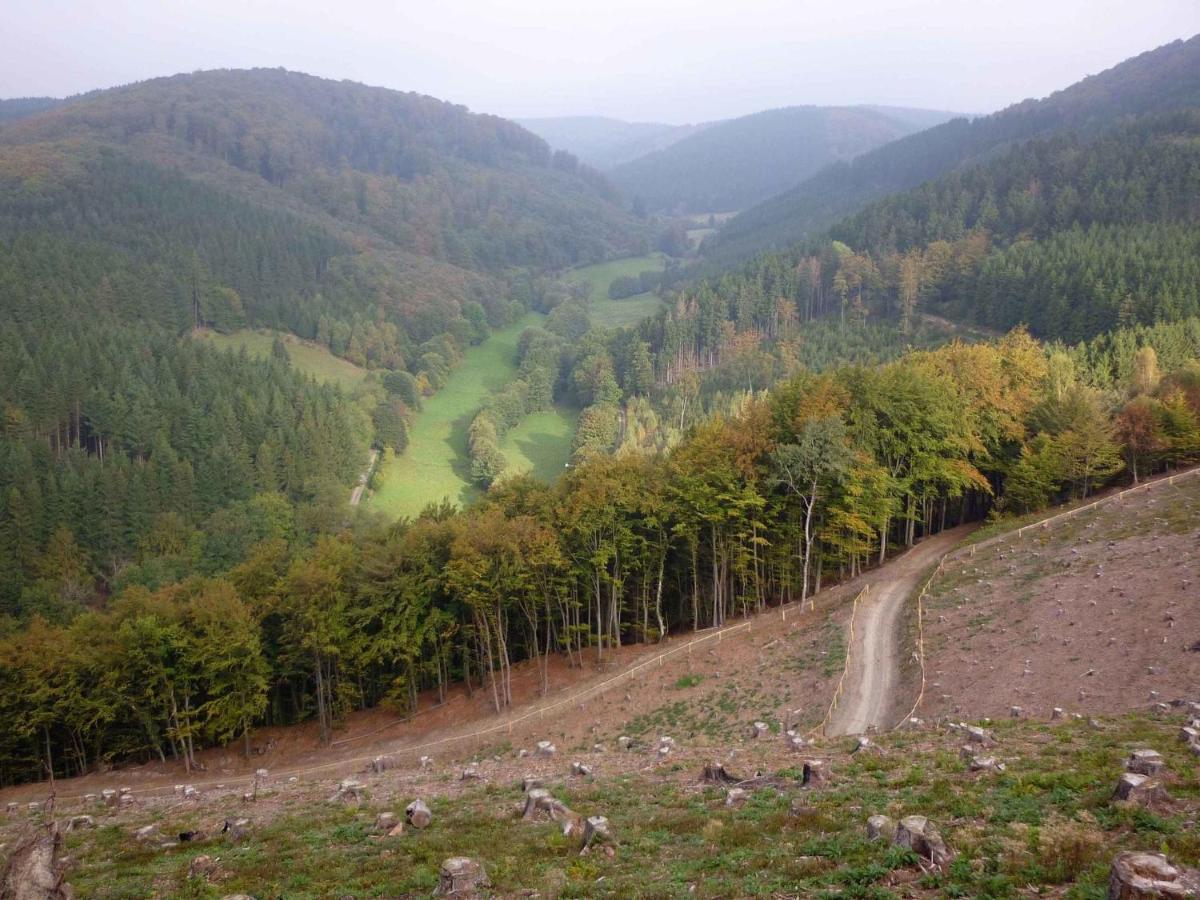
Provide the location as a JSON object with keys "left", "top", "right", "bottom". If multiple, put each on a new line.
{"left": 829, "top": 526, "right": 972, "bottom": 735}
{"left": 350, "top": 449, "right": 379, "bottom": 506}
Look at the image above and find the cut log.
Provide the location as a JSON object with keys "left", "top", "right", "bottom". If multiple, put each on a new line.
{"left": 969, "top": 756, "right": 1006, "bottom": 773}
{"left": 406, "top": 799, "right": 433, "bottom": 829}
{"left": 0, "top": 823, "right": 73, "bottom": 899}
{"left": 434, "top": 857, "right": 489, "bottom": 896}
{"left": 64, "top": 815, "right": 94, "bottom": 832}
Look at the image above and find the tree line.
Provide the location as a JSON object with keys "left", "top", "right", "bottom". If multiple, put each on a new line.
{"left": 4, "top": 321, "right": 1200, "bottom": 784}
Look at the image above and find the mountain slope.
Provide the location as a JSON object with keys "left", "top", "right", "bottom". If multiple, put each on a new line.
{"left": 517, "top": 114, "right": 705, "bottom": 169}
{"left": 609, "top": 105, "right": 954, "bottom": 214}
{"left": 706, "top": 34, "right": 1200, "bottom": 264}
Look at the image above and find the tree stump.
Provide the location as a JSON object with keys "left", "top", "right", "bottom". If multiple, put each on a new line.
{"left": 188, "top": 855, "right": 220, "bottom": 880}
{"left": 406, "top": 799, "right": 433, "bottom": 829}
{"left": 329, "top": 779, "right": 365, "bottom": 804}
{"left": 581, "top": 816, "right": 614, "bottom": 854}
{"left": 370, "top": 755, "right": 395, "bottom": 774}
{"left": 749, "top": 721, "right": 769, "bottom": 739}
{"left": 801, "top": 760, "right": 828, "bottom": 787}
{"left": 894, "top": 815, "right": 952, "bottom": 867}
{"left": 374, "top": 812, "right": 398, "bottom": 833}
{"left": 570, "top": 762, "right": 592, "bottom": 777}
{"left": 222, "top": 818, "right": 251, "bottom": 844}
{"left": 1108, "top": 851, "right": 1200, "bottom": 899}
{"left": 522, "top": 789, "right": 551, "bottom": 820}
{"left": 521, "top": 776, "right": 543, "bottom": 793}
{"left": 1126, "top": 749, "right": 1164, "bottom": 776}
{"left": 617, "top": 736, "right": 633, "bottom": 751}
{"left": 964, "top": 725, "right": 996, "bottom": 747}
{"left": 701, "top": 763, "right": 740, "bottom": 785}
{"left": 1113, "top": 773, "right": 1169, "bottom": 806}
{"left": 534, "top": 741, "right": 557, "bottom": 758}
{"left": 434, "top": 857, "right": 489, "bottom": 896}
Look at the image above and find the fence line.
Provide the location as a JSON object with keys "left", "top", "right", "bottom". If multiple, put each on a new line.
{"left": 809, "top": 586, "right": 869, "bottom": 738}
{"left": 948, "top": 465, "right": 1200, "bottom": 564}
{"left": 890, "top": 464, "right": 1199, "bottom": 730}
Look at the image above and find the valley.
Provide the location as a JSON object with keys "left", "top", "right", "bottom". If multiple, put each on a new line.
{"left": 367, "top": 312, "right": 569, "bottom": 518}
{"left": 3, "top": 19, "right": 1200, "bottom": 900}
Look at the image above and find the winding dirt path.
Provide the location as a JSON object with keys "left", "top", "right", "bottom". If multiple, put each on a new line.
{"left": 829, "top": 526, "right": 971, "bottom": 736}
{"left": 349, "top": 449, "right": 379, "bottom": 506}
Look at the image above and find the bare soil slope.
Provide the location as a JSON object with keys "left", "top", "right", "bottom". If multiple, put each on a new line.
{"left": 919, "top": 476, "right": 1200, "bottom": 721}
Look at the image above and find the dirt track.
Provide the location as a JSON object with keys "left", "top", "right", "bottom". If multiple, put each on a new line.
{"left": 829, "top": 527, "right": 972, "bottom": 735}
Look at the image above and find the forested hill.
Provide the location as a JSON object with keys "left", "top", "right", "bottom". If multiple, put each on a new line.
{"left": 0, "top": 68, "right": 647, "bottom": 356}
{"left": 0, "top": 68, "right": 650, "bottom": 624}
{"left": 608, "top": 105, "right": 952, "bottom": 214}
{"left": 704, "top": 34, "right": 1200, "bottom": 265}
{"left": 645, "top": 108, "right": 1200, "bottom": 386}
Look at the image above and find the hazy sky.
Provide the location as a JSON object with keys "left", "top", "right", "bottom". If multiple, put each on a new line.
{"left": 3, "top": 1, "right": 1198, "bottom": 123}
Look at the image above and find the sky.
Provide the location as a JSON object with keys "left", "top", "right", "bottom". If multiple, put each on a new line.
{"left": 2, "top": 1, "right": 1198, "bottom": 123}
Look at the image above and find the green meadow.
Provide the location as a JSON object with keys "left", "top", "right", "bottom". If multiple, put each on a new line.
{"left": 368, "top": 313, "right": 577, "bottom": 519}
{"left": 196, "top": 328, "right": 374, "bottom": 395}
{"left": 499, "top": 405, "right": 580, "bottom": 482}
{"left": 569, "top": 253, "right": 668, "bottom": 328}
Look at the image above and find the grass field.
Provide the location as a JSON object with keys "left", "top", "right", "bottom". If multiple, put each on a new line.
{"left": 368, "top": 313, "right": 581, "bottom": 518}
{"left": 196, "top": 329, "right": 373, "bottom": 394}
{"left": 499, "top": 406, "right": 579, "bottom": 482}
{"left": 569, "top": 254, "right": 668, "bottom": 328}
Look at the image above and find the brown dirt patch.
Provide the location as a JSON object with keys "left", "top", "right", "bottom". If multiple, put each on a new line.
{"left": 919, "top": 476, "right": 1200, "bottom": 721}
